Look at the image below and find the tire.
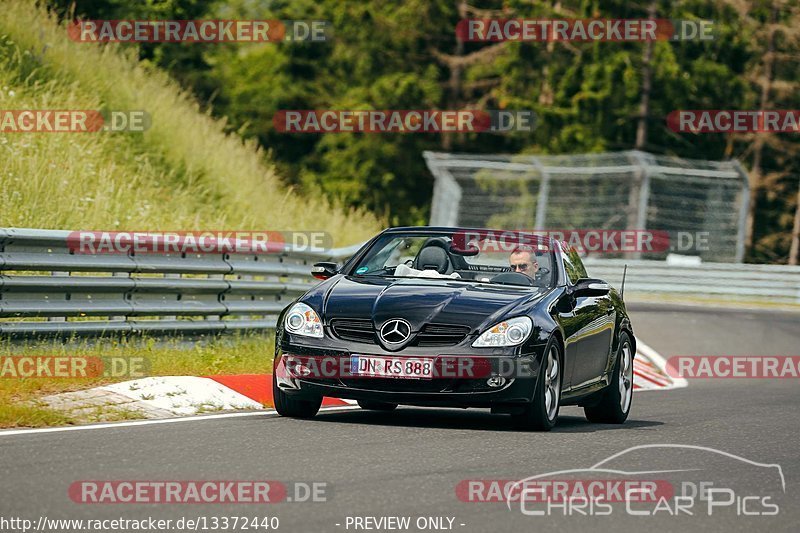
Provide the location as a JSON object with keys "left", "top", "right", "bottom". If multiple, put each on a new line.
{"left": 357, "top": 400, "right": 398, "bottom": 411}
{"left": 584, "top": 331, "right": 634, "bottom": 424}
{"left": 272, "top": 372, "right": 322, "bottom": 419}
{"left": 512, "top": 336, "right": 562, "bottom": 431}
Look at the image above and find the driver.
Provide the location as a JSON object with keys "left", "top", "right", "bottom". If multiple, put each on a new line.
{"left": 509, "top": 247, "right": 539, "bottom": 278}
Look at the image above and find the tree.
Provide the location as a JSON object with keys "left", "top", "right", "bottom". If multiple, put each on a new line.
{"left": 727, "top": 0, "right": 800, "bottom": 262}
{"left": 43, "top": 0, "right": 800, "bottom": 263}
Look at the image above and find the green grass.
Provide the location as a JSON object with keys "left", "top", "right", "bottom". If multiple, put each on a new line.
{"left": 0, "top": 334, "right": 275, "bottom": 428}
{"left": 0, "top": 0, "right": 380, "bottom": 243}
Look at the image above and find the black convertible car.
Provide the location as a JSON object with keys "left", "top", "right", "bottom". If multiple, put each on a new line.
{"left": 273, "top": 227, "right": 635, "bottom": 430}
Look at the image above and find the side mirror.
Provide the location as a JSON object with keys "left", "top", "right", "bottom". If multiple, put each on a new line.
{"left": 571, "top": 278, "right": 610, "bottom": 297}
{"left": 311, "top": 262, "right": 338, "bottom": 280}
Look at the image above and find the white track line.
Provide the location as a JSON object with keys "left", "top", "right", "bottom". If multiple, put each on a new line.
{"left": 0, "top": 405, "right": 360, "bottom": 438}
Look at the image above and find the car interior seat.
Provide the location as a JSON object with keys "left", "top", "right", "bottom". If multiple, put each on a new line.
{"left": 413, "top": 243, "right": 454, "bottom": 274}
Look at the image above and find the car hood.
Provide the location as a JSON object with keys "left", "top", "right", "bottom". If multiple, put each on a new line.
{"left": 318, "top": 276, "right": 547, "bottom": 332}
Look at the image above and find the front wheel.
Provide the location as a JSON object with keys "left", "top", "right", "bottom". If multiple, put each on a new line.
{"left": 584, "top": 331, "right": 634, "bottom": 424}
{"left": 273, "top": 372, "right": 322, "bottom": 419}
{"left": 512, "top": 337, "right": 562, "bottom": 431}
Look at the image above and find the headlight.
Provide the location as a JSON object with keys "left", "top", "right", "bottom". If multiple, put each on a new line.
{"left": 472, "top": 316, "right": 532, "bottom": 347}
{"left": 284, "top": 303, "right": 323, "bottom": 338}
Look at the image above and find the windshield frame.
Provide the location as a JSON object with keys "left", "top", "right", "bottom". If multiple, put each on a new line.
{"left": 341, "top": 228, "right": 561, "bottom": 290}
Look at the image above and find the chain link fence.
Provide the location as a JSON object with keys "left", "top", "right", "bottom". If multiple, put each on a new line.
{"left": 424, "top": 150, "right": 749, "bottom": 262}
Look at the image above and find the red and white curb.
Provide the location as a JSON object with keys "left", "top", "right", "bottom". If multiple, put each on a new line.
{"left": 97, "top": 375, "right": 357, "bottom": 416}
{"left": 37, "top": 374, "right": 356, "bottom": 419}
{"left": 634, "top": 339, "right": 688, "bottom": 392}
{"left": 38, "top": 339, "right": 683, "bottom": 420}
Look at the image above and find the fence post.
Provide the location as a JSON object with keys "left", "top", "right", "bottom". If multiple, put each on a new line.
{"left": 533, "top": 156, "right": 550, "bottom": 230}
{"left": 628, "top": 151, "right": 652, "bottom": 260}
{"left": 424, "top": 152, "right": 462, "bottom": 226}
{"left": 732, "top": 159, "right": 750, "bottom": 263}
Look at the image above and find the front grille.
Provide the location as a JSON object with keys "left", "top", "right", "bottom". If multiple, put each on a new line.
{"left": 330, "top": 318, "right": 375, "bottom": 343}
{"left": 415, "top": 324, "right": 470, "bottom": 347}
{"left": 330, "top": 319, "right": 470, "bottom": 347}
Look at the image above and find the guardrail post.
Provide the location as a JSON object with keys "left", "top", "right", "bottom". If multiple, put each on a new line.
{"left": 162, "top": 272, "right": 180, "bottom": 321}
{"left": 47, "top": 271, "right": 68, "bottom": 323}
{"left": 209, "top": 272, "right": 225, "bottom": 321}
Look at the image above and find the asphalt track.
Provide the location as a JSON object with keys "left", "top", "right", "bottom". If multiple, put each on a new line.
{"left": 0, "top": 303, "right": 798, "bottom": 532}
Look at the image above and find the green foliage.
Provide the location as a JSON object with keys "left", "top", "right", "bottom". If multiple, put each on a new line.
{"left": 35, "top": 0, "right": 800, "bottom": 262}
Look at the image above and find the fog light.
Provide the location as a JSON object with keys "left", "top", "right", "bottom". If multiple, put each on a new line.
{"left": 285, "top": 357, "right": 311, "bottom": 377}
{"left": 293, "top": 364, "right": 311, "bottom": 377}
{"left": 486, "top": 376, "right": 506, "bottom": 388}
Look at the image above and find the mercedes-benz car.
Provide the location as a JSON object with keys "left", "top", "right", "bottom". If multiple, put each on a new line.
{"left": 272, "top": 227, "right": 635, "bottom": 430}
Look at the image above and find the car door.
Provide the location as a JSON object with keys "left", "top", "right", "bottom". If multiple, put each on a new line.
{"left": 560, "top": 247, "right": 616, "bottom": 389}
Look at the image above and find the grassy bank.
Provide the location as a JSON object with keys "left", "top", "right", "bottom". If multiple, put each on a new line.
{"left": 0, "top": 0, "right": 380, "bottom": 242}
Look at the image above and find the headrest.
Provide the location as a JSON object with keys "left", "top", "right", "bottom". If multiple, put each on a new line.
{"left": 415, "top": 246, "right": 450, "bottom": 274}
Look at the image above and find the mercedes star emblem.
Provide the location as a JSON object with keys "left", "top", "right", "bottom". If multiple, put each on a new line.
{"left": 379, "top": 318, "right": 412, "bottom": 345}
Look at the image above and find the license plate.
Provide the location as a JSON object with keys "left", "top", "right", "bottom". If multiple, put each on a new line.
{"left": 350, "top": 355, "right": 434, "bottom": 379}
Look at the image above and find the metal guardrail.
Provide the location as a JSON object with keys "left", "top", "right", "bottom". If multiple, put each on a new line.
{"left": 2, "top": 228, "right": 799, "bottom": 338}
{"left": 0, "top": 228, "right": 359, "bottom": 338}
{"left": 584, "top": 258, "right": 800, "bottom": 304}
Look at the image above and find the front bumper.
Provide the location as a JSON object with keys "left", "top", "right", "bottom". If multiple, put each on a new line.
{"left": 274, "top": 341, "right": 546, "bottom": 408}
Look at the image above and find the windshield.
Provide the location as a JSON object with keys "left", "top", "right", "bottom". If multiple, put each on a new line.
{"left": 350, "top": 232, "right": 557, "bottom": 289}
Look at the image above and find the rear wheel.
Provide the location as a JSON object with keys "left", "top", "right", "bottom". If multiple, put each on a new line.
{"left": 357, "top": 400, "right": 398, "bottom": 411}
{"left": 512, "top": 337, "right": 562, "bottom": 431}
{"left": 584, "top": 331, "right": 634, "bottom": 424}
{"left": 272, "top": 372, "right": 322, "bottom": 419}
